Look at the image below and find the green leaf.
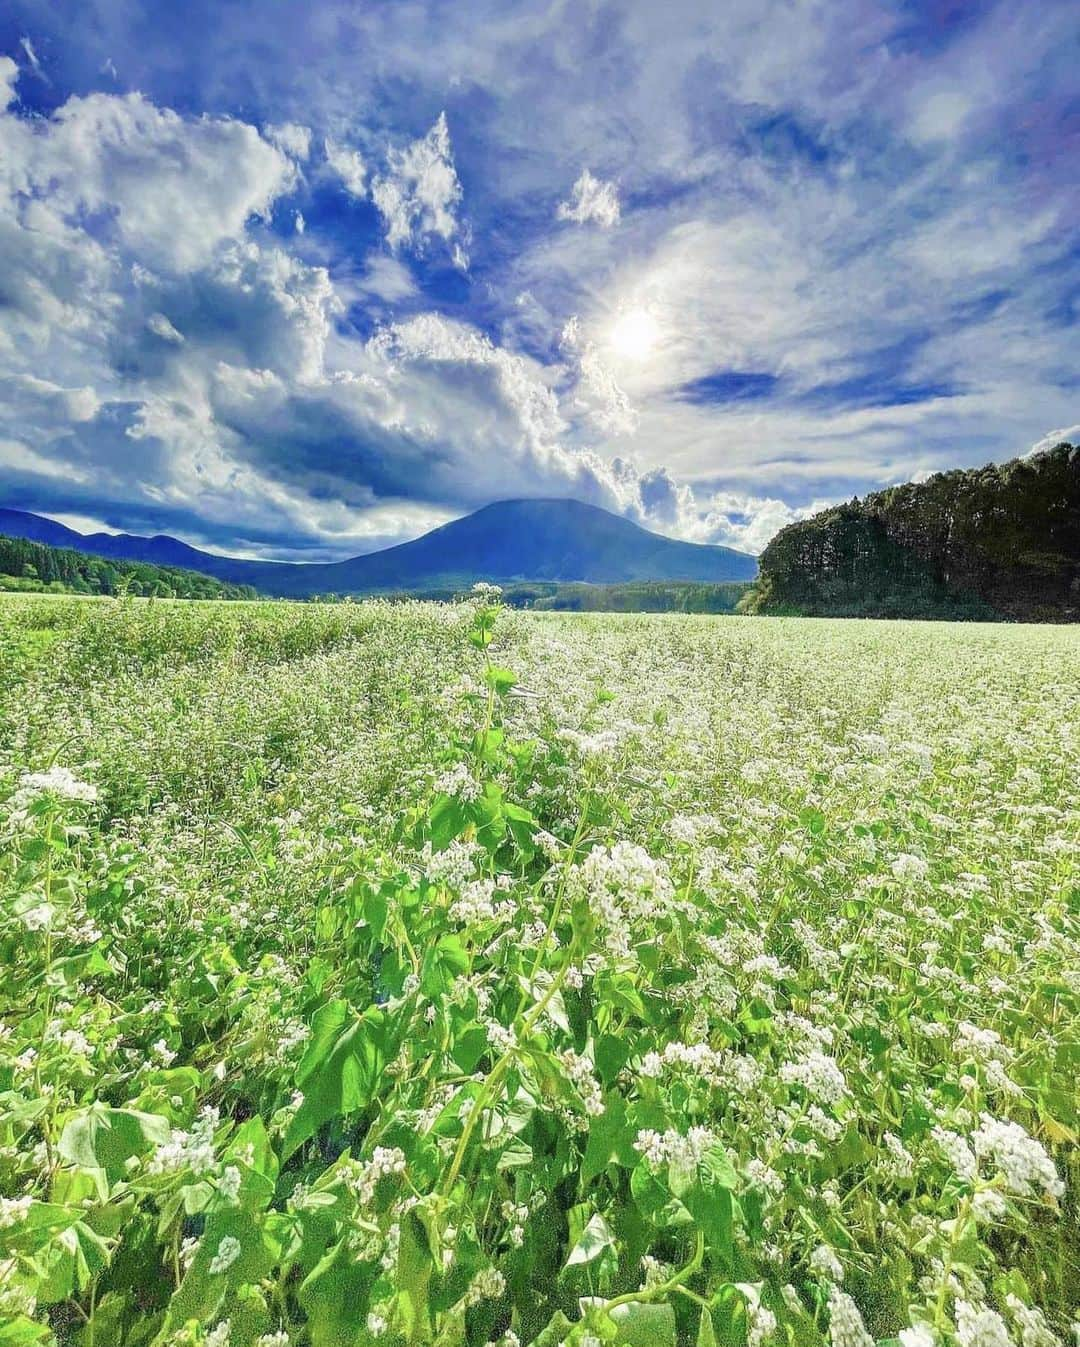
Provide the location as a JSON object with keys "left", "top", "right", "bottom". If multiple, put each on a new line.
{"left": 429, "top": 795, "right": 468, "bottom": 850}
{"left": 283, "top": 1004, "right": 396, "bottom": 1160}
{"left": 610, "top": 1301, "right": 677, "bottom": 1346}
{"left": 298, "top": 1237, "right": 375, "bottom": 1347}
{"left": 565, "top": 1211, "right": 616, "bottom": 1269}
{"left": 527, "top": 1311, "right": 574, "bottom": 1347}
{"left": 57, "top": 1105, "right": 170, "bottom": 1183}
{"left": 163, "top": 1208, "right": 281, "bottom": 1333}
{"left": 582, "top": 1096, "right": 638, "bottom": 1185}
{"left": 483, "top": 665, "right": 518, "bottom": 695}
{"left": 697, "top": 1308, "right": 718, "bottom": 1347}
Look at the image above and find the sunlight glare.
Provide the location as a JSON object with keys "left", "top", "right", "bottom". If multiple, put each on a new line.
{"left": 608, "top": 307, "right": 660, "bottom": 361}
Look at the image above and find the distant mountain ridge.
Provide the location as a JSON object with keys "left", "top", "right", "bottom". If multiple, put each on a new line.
{"left": 0, "top": 498, "right": 757, "bottom": 597}
{"left": 747, "top": 443, "right": 1080, "bottom": 621}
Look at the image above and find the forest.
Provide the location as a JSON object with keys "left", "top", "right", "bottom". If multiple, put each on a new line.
{"left": 0, "top": 535, "right": 260, "bottom": 600}
{"left": 747, "top": 443, "right": 1079, "bottom": 620}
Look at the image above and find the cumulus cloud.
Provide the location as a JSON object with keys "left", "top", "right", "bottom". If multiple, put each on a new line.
{"left": 0, "top": 56, "right": 18, "bottom": 108}
{"left": 371, "top": 113, "right": 467, "bottom": 266}
{"left": 0, "top": 78, "right": 695, "bottom": 557}
{"left": 1, "top": 90, "right": 296, "bottom": 273}
{"left": 324, "top": 137, "right": 367, "bottom": 196}
{"left": 556, "top": 169, "right": 620, "bottom": 228}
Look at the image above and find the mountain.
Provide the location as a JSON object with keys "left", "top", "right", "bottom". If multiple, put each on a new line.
{"left": 0, "top": 509, "right": 245, "bottom": 577}
{"left": 745, "top": 443, "right": 1080, "bottom": 621}
{"left": 0, "top": 499, "right": 757, "bottom": 597}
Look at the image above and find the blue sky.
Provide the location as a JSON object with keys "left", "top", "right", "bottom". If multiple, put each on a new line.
{"left": 0, "top": 0, "right": 1076, "bottom": 558}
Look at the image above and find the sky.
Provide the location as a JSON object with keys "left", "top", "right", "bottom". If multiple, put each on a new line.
{"left": 0, "top": 0, "right": 1077, "bottom": 561}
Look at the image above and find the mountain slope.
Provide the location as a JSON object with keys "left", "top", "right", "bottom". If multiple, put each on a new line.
{"left": 0, "top": 500, "right": 757, "bottom": 596}
{"left": 747, "top": 443, "right": 1080, "bottom": 621}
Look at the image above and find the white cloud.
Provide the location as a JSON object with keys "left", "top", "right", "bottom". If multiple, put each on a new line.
{"left": 357, "top": 254, "right": 418, "bottom": 302}
{"left": 556, "top": 169, "right": 620, "bottom": 228}
{"left": 698, "top": 492, "right": 832, "bottom": 555}
{"left": 909, "top": 90, "right": 973, "bottom": 144}
{"left": 324, "top": 137, "right": 367, "bottom": 196}
{"left": 19, "top": 37, "right": 46, "bottom": 81}
{"left": 267, "top": 121, "right": 312, "bottom": 159}
{"left": 3, "top": 374, "right": 100, "bottom": 424}
{"left": 0, "top": 57, "right": 18, "bottom": 108}
{"left": 147, "top": 312, "right": 185, "bottom": 343}
{"left": 0, "top": 92, "right": 297, "bottom": 273}
{"left": 371, "top": 113, "right": 467, "bottom": 265}
{"left": 559, "top": 316, "right": 637, "bottom": 436}
{"left": 1, "top": 3, "right": 1075, "bottom": 563}
{"left": 1027, "top": 425, "right": 1080, "bottom": 457}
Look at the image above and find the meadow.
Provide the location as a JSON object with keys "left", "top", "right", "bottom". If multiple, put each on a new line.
{"left": 0, "top": 593, "right": 1076, "bottom": 1347}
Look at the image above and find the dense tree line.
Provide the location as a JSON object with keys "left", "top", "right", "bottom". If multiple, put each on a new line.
{"left": 519, "top": 580, "right": 751, "bottom": 612}
{"left": 746, "top": 442, "right": 1080, "bottom": 621}
{"left": 0, "top": 534, "right": 259, "bottom": 600}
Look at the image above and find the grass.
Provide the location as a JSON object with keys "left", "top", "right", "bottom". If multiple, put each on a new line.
{"left": 0, "top": 593, "right": 1076, "bottom": 1347}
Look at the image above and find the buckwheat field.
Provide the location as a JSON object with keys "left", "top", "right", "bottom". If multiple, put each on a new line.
{"left": 1, "top": 592, "right": 1077, "bottom": 1347}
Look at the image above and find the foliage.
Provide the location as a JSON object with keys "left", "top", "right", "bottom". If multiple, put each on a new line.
{"left": 745, "top": 443, "right": 1080, "bottom": 621}
{"left": 0, "top": 534, "right": 259, "bottom": 600}
{"left": 0, "top": 592, "right": 1076, "bottom": 1347}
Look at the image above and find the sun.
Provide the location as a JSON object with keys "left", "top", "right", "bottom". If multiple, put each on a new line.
{"left": 608, "top": 307, "right": 660, "bottom": 361}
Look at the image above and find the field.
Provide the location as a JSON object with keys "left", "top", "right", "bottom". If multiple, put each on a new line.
{"left": 0, "top": 594, "right": 1077, "bottom": 1347}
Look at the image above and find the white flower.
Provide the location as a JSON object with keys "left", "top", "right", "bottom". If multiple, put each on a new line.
{"left": 433, "top": 762, "right": 480, "bottom": 803}
{"left": 19, "top": 904, "right": 54, "bottom": 932}
{"left": 972, "top": 1113, "right": 1063, "bottom": 1198}
{"left": 633, "top": 1125, "right": 715, "bottom": 1171}
{"left": 827, "top": 1287, "right": 873, "bottom": 1347}
{"left": 900, "top": 1327, "right": 936, "bottom": 1347}
{"left": 882, "top": 1131, "right": 915, "bottom": 1179}
{"left": 779, "top": 1051, "right": 849, "bottom": 1105}
{"left": 425, "top": 838, "right": 480, "bottom": 888}
{"left": 152, "top": 1038, "right": 177, "bottom": 1067}
{"left": 891, "top": 853, "right": 929, "bottom": 883}
{"left": 256, "top": 1334, "right": 290, "bottom": 1347}
{"left": 464, "top": 1267, "right": 506, "bottom": 1306}
{"left": 931, "top": 1126, "right": 977, "bottom": 1182}
{"left": 218, "top": 1165, "right": 242, "bottom": 1204}
{"left": 206, "top": 1323, "right": 232, "bottom": 1347}
{"left": 1005, "top": 1296, "right": 1060, "bottom": 1347}
{"left": 0, "top": 1195, "right": 32, "bottom": 1227}
{"left": 148, "top": 1106, "right": 218, "bottom": 1176}
{"left": 208, "top": 1235, "right": 242, "bottom": 1275}
{"left": 955, "top": 1301, "right": 1012, "bottom": 1347}
{"left": 748, "top": 1300, "right": 778, "bottom": 1347}
{"left": 346, "top": 1147, "right": 407, "bottom": 1206}
{"left": 809, "top": 1243, "right": 844, "bottom": 1283}
{"left": 972, "top": 1188, "right": 1008, "bottom": 1224}
{"left": 11, "top": 766, "right": 98, "bottom": 808}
